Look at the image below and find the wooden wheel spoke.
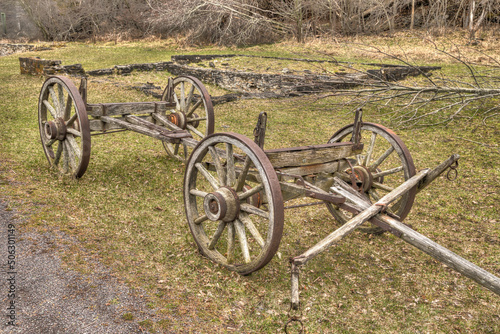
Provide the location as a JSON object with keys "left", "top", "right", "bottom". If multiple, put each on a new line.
{"left": 182, "top": 142, "right": 188, "bottom": 160}
{"left": 66, "top": 135, "right": 81, "bottom": 160}
{"left": 64, "top": 141, "right": 78, "bottom": 171}
{"left": 64, "top": 95, "right": 72, "bottom": 119}
{"left": 53, "top": 143, "right": 63, "bottom": 166}
{"left": 208, "top": 221, "right": 226, "bottom": 250}
{"left": 372, "top": 181, "right": 394, "bottom": 192}
{"left": 239, "top": 213, "right": 265, "bottom": 248}
{"left": 235, "top": 157, "right": 252, "bottom": 192}
{"left": 190, "top": 189, "right": 208, "bottom": 198}
{"left": 195, "top": 162, "right": 220, "bottom": 190}
{"left": 186, "top": 99, "right": 202, "bottom": 117}
{"left": 48, "top": 86, "right": 61, "bottom": 116}
{"left": 173, "top": 94, "right": 180, "bottom": 111}
{"left": 66, "top": 128, "right": 81, "bottom": 137}
{"left": 66, "top": 113, "right": 78, "bottom": 127}
{"left": 57, "top": 83, "right": 66, "bottom": 117}
{"left": 62, "top": 143, "right": 69, "bottom": 173}
{"left": 186, "top": 124, "right": 204, "bottom": 138}
{"left": 240, "top": 203, "right": 269, "bottom": 219}
{"left": 388, "top": 198, "right": 403, "bottom": 216}
{"left": 180, "top": 82, "right": 186, "bottom": 111}
{"left": 368, "top": 188, "right": 381, "bottom": 201}
{"left": 370, "top": 146, "right": 394, "bottom": 171}
{"left": 226, "top": 143, "right": 236, "bottom": 187}
{"left": 234, "top": 219, "right": 251, "bottom": 263}
{"left": 227, "top": 222, "right": 236, "bottom": 264}
{"left": 194, "top": 214, "right": 208, "bottom": 225}
{"left": 173, "top": 143, "right": 180, "bottom": 156}
{"left": 364, "top": 132, "right": 377, "bottom": 166}
{"left": 187, "top": 116, "right": 207, "bottom": 123}
{"left": 208, "top": 146, "right": 226, "bottom": 186}
{"left": 43, "top": 100, "right": 58, "bottom": 118}
{"left": 372, "top": 166, "right": 404, "bottom": 179}
{"left": 185, "top": 84, "right": 195, "bottom": 111}
{"left": 356, "top": 154, "right": 363, "bottom": 165}
{"left": 238, "top": 183, "right": 263, "bottom": 201}
{"left": 45, "top": 138, "right": 57, "bottom": 147}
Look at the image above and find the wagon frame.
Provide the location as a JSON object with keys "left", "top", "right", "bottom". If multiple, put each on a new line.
{"left": 37, "top": 75, "right": 499, "bottom": 331}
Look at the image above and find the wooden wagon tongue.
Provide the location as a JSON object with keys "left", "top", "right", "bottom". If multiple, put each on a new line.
{"left": 288, "top": 153, "right": 500, "bottom": 312}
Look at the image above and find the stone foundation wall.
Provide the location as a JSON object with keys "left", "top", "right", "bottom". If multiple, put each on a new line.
{"left": 19, "top": 56, "right": 84, "bottom": 76}
{"left": 166, "top": 63, "right": 361, "bottom": 95}
{"left": 18, "top": 54, "right": 440, "bottom": 98}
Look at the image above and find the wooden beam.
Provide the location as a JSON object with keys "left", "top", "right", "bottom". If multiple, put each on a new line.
{"left": 87, "top": 101, "right": 175, "bottom": 117}
{"left": 265, "top": 142, "right": 361, "bottom": 168}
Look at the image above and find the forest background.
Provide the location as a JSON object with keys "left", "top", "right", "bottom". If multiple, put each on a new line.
{"left": 3, "top": 0, "right": 499, "bottom": 44}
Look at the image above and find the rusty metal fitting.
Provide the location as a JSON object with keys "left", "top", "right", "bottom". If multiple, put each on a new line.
{"left": 167, "top": 111, "right": 187, "bottom": 129}
{"left": 190, "top": 113, "right": 200, "bottom": 128}
{"left": 284, "top": 316, "right": 304, "bottom": 334}
{"left": 446, "top": 160, "right": 459, "bottom": 181}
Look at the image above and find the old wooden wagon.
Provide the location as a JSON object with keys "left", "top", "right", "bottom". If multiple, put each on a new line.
{"left": 38, "top": 75, "right": 499, "bottom": 330}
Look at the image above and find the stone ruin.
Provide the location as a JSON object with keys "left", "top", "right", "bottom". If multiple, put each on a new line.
{"left": 19, "top": 57, "right": 85, "bottom": 76}
{"left": 18, "top": 54, "right": 440, "bottom": 101}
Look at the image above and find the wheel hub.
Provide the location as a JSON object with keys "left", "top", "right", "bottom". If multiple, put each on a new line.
{"left": 203, "top": 187, "right": 240, "bottom": 222}
{"left": 190, "top": 113, "right": 200, "bottom": 128}
{"left": 349, "top": 165, "right": 373, "bottom": 193}
{"left": 167, "top": 111, "right": 187, "bottom": 129}
{"left": 44, "top": 117, "right": 67, "bottom": 141}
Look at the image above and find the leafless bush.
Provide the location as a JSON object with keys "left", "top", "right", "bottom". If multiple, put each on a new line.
{"left": 146, "top": 0, "right": 281, "bottom": 45}
{"left": 16, "top": 0, "right": 500, "bottom": 43}
{"left": 18, "top": 0, "right": 150, "bottom": 40}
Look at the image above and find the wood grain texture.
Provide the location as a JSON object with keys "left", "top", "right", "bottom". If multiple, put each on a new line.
{"left": 265, "top": 142, "right": 360, "bottom": 168}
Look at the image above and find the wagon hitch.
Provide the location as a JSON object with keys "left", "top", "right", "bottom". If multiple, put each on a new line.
{"left": 287, "top": 154, "right": 500, "bottom": 327}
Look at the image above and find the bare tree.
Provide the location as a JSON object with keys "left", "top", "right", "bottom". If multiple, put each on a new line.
{"left": 321, "top": 43, "right": 500, "bottom": 128}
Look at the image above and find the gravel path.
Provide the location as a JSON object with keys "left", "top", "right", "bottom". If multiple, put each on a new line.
{"left": 0, "top": 199, "right": 157, "bottom": 333}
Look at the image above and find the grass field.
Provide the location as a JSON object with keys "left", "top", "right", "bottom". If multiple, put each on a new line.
{"left": 0, "top": 33, "right": 499, "bottom": 333}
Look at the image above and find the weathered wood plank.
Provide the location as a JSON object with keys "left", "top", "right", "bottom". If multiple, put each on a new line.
{"left": 125, "top": 115, "right": 191, "bottom": 139}
{"left": 276, "top": 160, "right": 342, "bottom": 177}
{"left": 89, "top": 115, "right": 154, "bottom": 131}
{"left": 265, "top": 142, "right": 361, "bottom": 168}
{"left": 99, "top": 116, "right": 190, "bottom": 141}
{"left": 87, "top": 101, "right": 175, "bottom": 117}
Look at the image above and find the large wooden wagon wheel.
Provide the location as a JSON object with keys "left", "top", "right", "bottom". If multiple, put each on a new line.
{"left": 327, "top": 123, "right": 416, "bottom": 234}
{"left": 184, "top": 133, "right": 284, "bottom": 275}
{"left": 38, "top": 76, "right": 91, "bottom": 178}
{"left": 161, "top": 76, "right": 215, "bottom": 162}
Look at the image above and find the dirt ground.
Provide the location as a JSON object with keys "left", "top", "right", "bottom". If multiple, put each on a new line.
{"left": 0, "top": 199, "right": 160, "bottom": 333}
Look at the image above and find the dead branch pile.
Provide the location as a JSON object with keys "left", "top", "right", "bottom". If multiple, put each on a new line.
{"left": 324, "top": 44, "right": 500, "bottom": 128}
